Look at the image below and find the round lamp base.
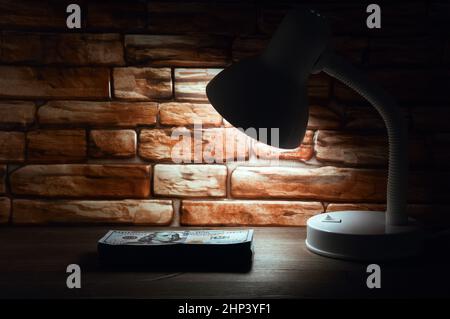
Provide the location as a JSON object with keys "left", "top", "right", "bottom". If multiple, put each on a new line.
{"left": 306, "top": 211, "right": 424, "bottom": 261}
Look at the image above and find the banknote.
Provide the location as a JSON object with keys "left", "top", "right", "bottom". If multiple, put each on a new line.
{"left": 99, "top": 229, "right": 254, "bottom": 246}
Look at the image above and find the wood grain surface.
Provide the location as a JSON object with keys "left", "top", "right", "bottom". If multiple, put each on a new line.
{"left": 0, "top": 227, "right": 449, "bottom": 299}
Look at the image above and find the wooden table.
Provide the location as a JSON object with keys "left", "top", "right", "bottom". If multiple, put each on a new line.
{"left": 0, "top": 227, "right": 449, "bottom": 299}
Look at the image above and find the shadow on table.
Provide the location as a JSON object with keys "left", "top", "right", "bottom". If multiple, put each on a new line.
{"left": 78, "top": 251, "right": 253, "bottom": 273}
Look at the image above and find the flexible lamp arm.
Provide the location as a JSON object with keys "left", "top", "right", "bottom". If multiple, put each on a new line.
{"left": 319, "top": 52, "right": 408, "bottom": 226}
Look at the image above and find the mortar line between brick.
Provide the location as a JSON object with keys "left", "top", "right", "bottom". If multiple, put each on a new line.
{"left": 171, "top": 68, "right": 176, "bottom": 100}
{"left": 108, "top": 67, "right": 113, "bottom": 100}
{"left": 171, "top": 199, "right": 181, "bottom": 227}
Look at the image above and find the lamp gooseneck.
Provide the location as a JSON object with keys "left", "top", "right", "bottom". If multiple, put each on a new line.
{"left": 320, "top": 52, "right": 408, "bottom": 226}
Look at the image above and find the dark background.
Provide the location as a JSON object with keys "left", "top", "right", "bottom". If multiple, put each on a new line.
{"left": 0, "top": 0, "right": 449, "bottom": 228}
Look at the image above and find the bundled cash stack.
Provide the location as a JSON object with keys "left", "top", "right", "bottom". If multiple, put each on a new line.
{"left": 98, "top": 229, "right": 254, "bottom": 271}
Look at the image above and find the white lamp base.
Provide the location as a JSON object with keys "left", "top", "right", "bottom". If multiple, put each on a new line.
{"left": 306, "top": 211, "right": 424, "bottom": 261}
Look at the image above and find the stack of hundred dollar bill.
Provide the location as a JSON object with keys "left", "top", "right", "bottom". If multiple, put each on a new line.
{"left": 98, "top": 229, "right": 254, "bottom": 271}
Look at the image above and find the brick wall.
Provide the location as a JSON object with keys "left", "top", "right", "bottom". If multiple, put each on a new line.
{"left": 0, "top": 0, "right": 449, "bottom": 227}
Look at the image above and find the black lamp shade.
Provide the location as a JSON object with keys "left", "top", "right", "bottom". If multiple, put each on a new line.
{"left": 206, "top": 9, "right": 331, "bottom": 149}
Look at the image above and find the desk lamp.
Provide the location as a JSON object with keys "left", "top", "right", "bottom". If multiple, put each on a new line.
{"left": 206, "top": 9, "right": 423, "bottom": 260}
